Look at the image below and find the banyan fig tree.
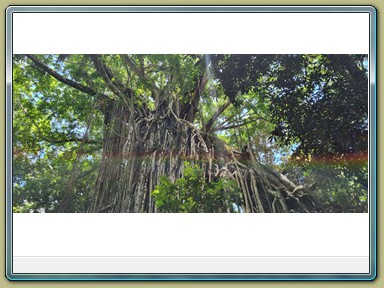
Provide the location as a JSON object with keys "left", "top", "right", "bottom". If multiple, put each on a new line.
{"left": 12, "top": 54, "right": 368, "bottom": 213}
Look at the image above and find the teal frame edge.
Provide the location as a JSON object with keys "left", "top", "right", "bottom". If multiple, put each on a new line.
{"left": 5, "top": 5, "right": 377, "bottom": 281}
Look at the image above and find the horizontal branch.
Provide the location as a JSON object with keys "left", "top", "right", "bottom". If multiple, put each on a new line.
{"left": 42, "top": 136, "right": 100, "bottom": 145}
{"left": 213, "top": 117, "right": 263, "bottom": 132}
{"left": 24, "top": 55, "right": 97, "bottom": 96}
{"left": 18, "top": 100, "right": 101, "bottom": 147}
{"left": 213, "top": 122, "right": 250, "bottom": 132}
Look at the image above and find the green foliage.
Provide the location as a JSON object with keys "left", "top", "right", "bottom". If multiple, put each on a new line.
{"left": 13, "top": 55, "right": 102, "bottom": 212}
{"left": 211, "top": 54, "right": 368, "bottom": 160}
{"left": 152, "top": 162, "right": 242, "bottom": 213}
{"left": 13, "top": 146, "right": 99, "bottom": 212}
{"left": 281, "top": 160, "right": 368, "bottom": 213}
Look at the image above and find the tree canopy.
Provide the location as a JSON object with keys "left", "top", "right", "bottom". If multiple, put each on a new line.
{"left": 211, "top": 54, "right": 368, "bottom": 159}
{"left": 12, "top": 54, "right": 369, "bottom": 213}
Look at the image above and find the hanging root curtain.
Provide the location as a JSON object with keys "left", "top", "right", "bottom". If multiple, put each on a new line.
{"left": 90, "top": 102, "right": 322, "bottom": 213}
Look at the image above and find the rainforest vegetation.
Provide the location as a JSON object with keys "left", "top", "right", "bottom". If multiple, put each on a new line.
{"left": 12, "top": 54, "right": 369, "bottom": 213}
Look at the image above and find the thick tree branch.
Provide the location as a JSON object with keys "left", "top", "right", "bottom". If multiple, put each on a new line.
{"left": 181, "top": 74, "right": 207, "bottom": 122}
{"left": 89, "top": 55, "right": 126, "bottom": 97}
{"left": 25, "top": 54, "right": 112, "bottom": 115}
{"left": 205, "top": 99, "right": 231, "bottom": 132}
{"left": 24, "top": 55, "right": 97, "bottom": 96}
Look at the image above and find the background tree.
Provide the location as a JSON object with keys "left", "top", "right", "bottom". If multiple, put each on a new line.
{"left": 211, "top": 54, "right": 368, "bottom": 159}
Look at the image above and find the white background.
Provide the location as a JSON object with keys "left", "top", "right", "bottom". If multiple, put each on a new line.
{"left": 11, "top": 11, "right": 371, "bottom": 272}
{"left": 13, "top": 13, "right": 369, "bottom": 54}
{"left": 13, "top": 214, "right": 369, "bottom": 257}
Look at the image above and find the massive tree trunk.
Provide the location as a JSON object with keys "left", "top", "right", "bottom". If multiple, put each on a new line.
{"left": 89, "top": 99, "right": 321, "bottom": 213}
{"left": 90, "top": 99, "right": 210, "bottom": 212}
